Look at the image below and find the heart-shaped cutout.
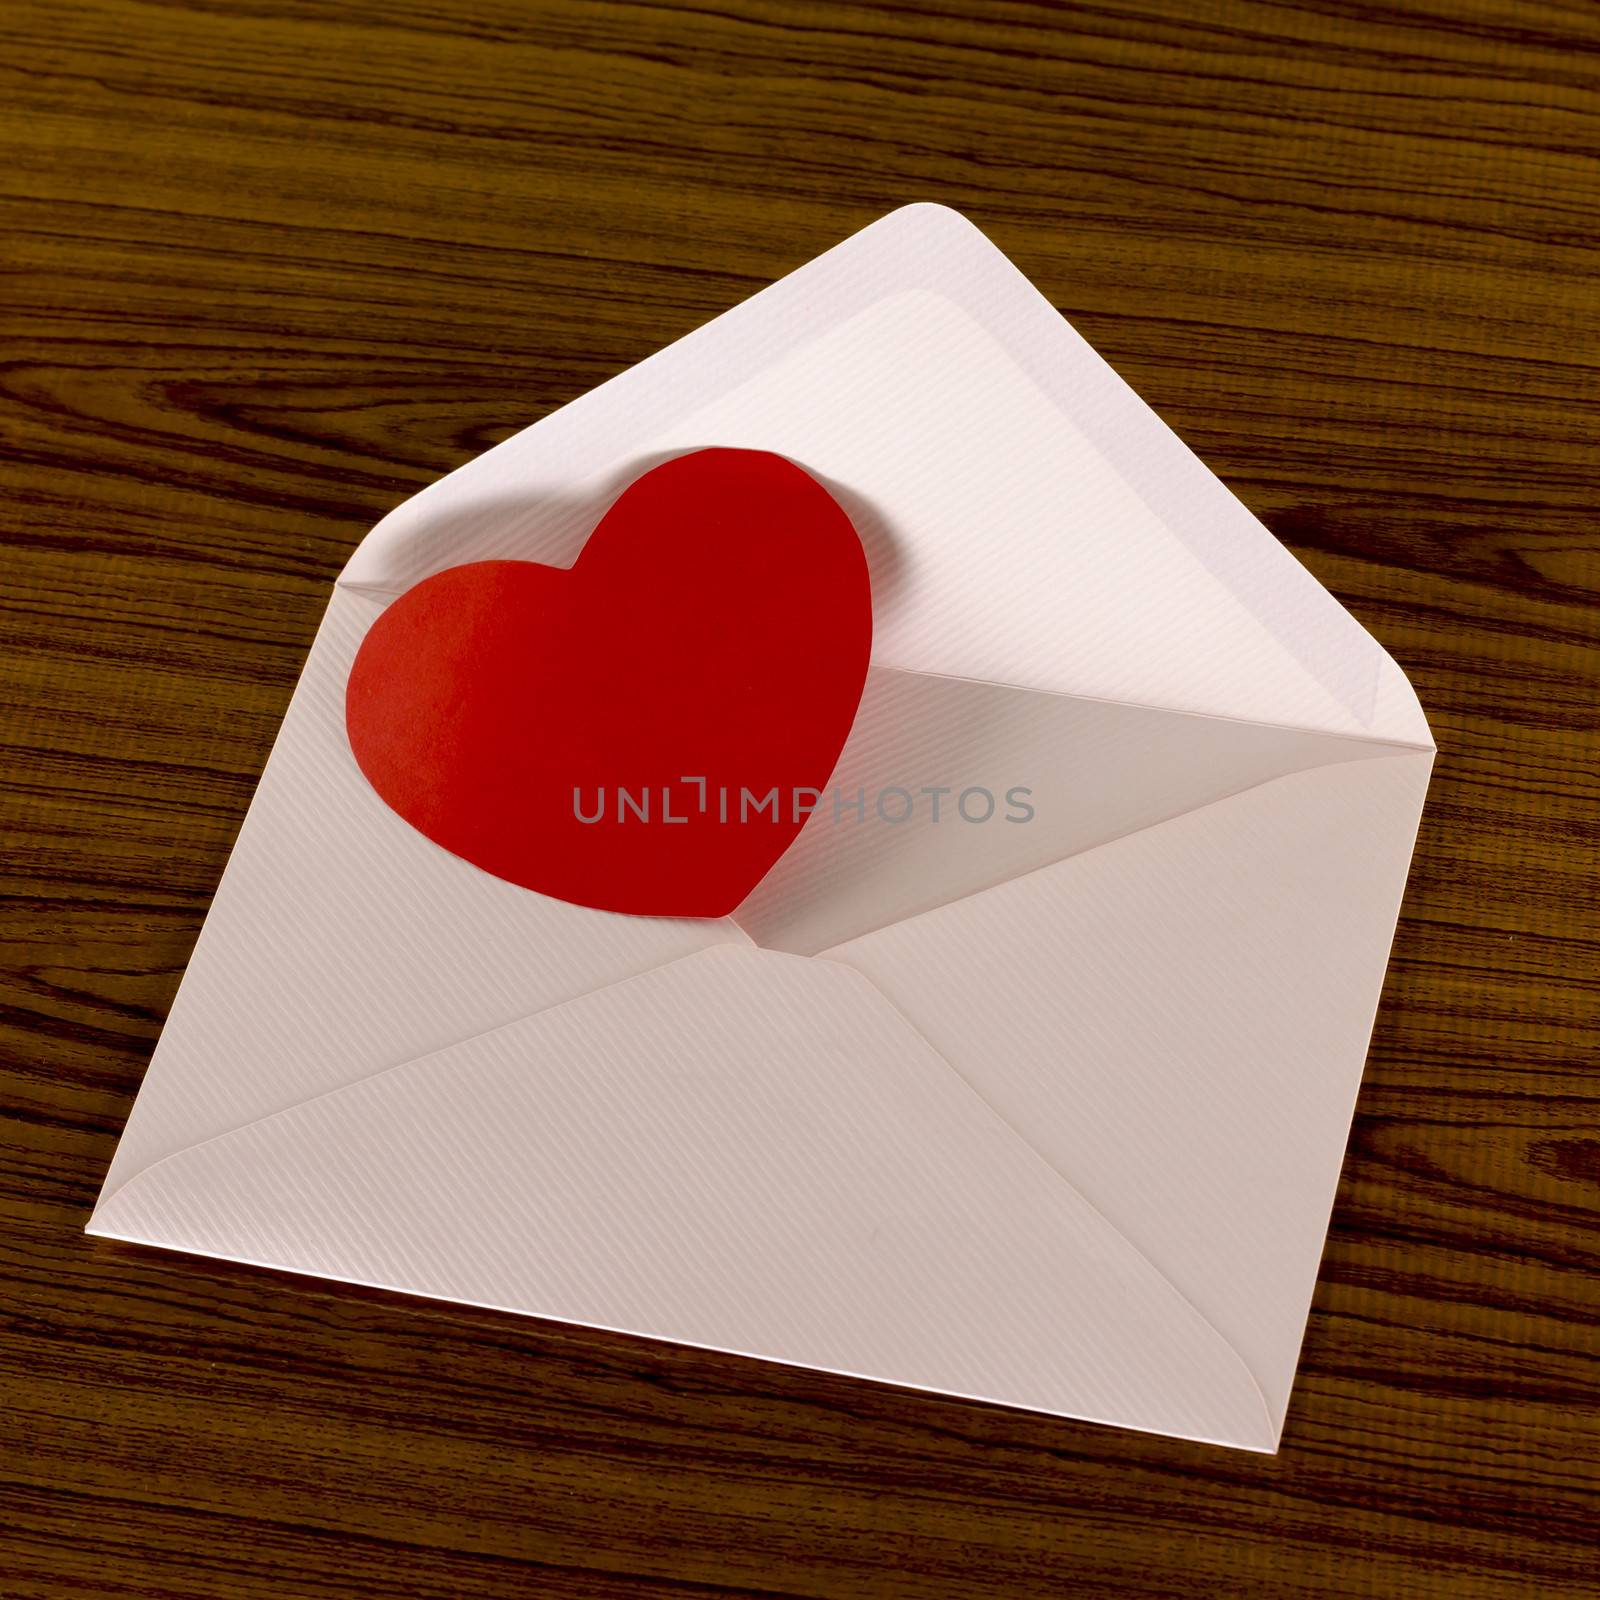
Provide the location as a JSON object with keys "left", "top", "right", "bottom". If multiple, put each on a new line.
{"left": 345, "top": 449, "right": 873, "bottom": 917}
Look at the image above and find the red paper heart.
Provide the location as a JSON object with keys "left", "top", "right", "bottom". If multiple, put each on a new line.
{"left": 345, "top": 449, "right": 872, "bottom": 917}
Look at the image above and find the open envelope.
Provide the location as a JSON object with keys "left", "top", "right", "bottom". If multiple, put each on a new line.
{"left": 90, "top": 204, "right": 1434, "bottom": 1453}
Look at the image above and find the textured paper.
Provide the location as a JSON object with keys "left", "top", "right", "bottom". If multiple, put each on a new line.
{"left": 91, "top": 204, "right": 1434, "bottom": 1452}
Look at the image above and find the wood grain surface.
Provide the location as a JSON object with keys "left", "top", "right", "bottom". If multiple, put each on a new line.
{"left": 3, "top": 1, "right": 1598, "bottom": 1596}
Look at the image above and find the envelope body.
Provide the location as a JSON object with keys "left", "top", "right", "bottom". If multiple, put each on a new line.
{"left": 90, "top": 205, "right": 1434, "bottom": 1453}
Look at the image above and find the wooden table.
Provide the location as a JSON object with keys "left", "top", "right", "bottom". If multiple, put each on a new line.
{"left": 5, "top": 3, "right": 1597, "bottom": 1596}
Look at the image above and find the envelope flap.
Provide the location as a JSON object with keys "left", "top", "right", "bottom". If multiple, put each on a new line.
{"left": 824, "top": 748, "right": 1435, "bottom": 1429}
{"left": 95, "top": 586, "right": 741, "bottom": 1205}
{"left": 92, "top": 945, "right": 1277, "bottom": 1451}
{"left": 337, "top": 204, "right": 1429, "bottom": 747}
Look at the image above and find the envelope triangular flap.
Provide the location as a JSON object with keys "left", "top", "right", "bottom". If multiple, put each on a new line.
{"left": 94, "top": 587, "right": 743, "bottom": 1201}
{"left": 336, "top": 204, "right": 1427, "bottom": 749}
{"left": 824, "top": 747, "right": 1435, "bottom": 1432}
{"left": 90, "top": 944, "right": 1278, "bottom": 1451}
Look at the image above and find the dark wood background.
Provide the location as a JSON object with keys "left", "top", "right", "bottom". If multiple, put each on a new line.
{"left": 4, "top": 1, "right": 1597, "bottom": 1595}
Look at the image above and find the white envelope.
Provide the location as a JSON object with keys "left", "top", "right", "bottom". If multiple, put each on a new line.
{"left": 89, "top": 204, "right": 1433, "bottom": 1453}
